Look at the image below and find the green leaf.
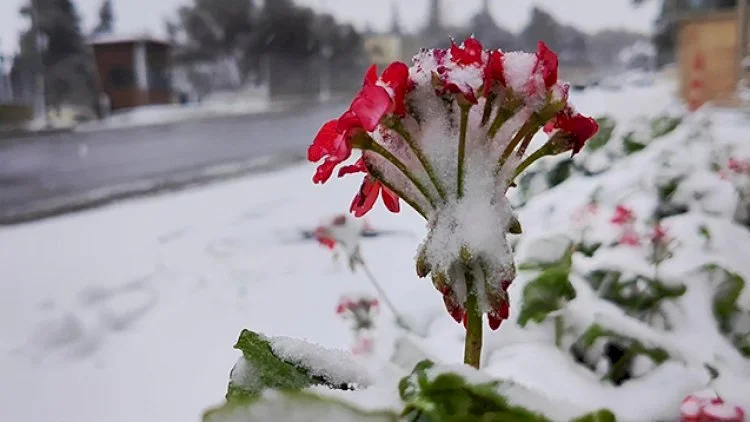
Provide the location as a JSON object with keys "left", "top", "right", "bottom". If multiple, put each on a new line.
{"left": 622, "top": 132, "right": 647, "bottom": 154}
{"left": 709, "top": 266, "right": 746, "bottom": 333}
{"left": 228, "top": 329, "right": 355, "bottom": 400}
{"left": 585, "top": 116, "right": 616, "bottom": 151}
{"left": 571, "top": 409, "right": 617, "bottom": 422}
{"left": 547, "top": 158, "right": 574, "bottom": 188}
{"left": 399, "top": 361, "right": 553, "bottom": 422}
{"left": 203, "top": 390, "right": 399, "bottom": 422}
{"left": 518, "top": 266, "right": 576, "bottom": 327}
{"left": 650, "top": 115, "right": 682, "bottom": 139}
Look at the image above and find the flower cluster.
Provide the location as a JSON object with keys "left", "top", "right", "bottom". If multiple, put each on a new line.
{"left": 680, "top": 390, "right": 745, "bottom": 422}
{"left": 308, "top": 37, "right": 598, "bottom": 332}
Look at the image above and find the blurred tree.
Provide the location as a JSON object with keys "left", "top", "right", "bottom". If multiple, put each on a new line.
{"left": 14, "top": 0, "right": 96, "bottom": 111}
{"left": 91, "top": 0, "right": 115, "bottom": 37}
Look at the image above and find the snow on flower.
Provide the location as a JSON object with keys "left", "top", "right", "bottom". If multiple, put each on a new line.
{"left": 307, "top": 37, "right": 599, "bottom": 334}
{"left": 680, "top": 390, "right": 746, "bottom": 422}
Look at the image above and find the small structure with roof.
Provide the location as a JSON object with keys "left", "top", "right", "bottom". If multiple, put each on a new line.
{"left": 89, "top": 32, "right": 173, "bottom": 111}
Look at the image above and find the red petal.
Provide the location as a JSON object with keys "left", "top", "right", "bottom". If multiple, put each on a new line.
{"left": 309, "top": 120, "right": 340, "bottom": 161}
{"left": 363, "top": 64, "right": 378, "bottom": 86}
{"left": 350, "top": 176, "right": 380, "bottom": 217}
{"left": 338, "top": 157, "right": 367, "bottom": 178}
{"left": 488, "top": 314, "right": 503, "bottom": 331}
{"left": 313, "top": 160, "right": 339, "bottom": 184}
{"left": 484, "top": 50, "right": 506, "bottom": 94}
{"left": 350, "top": 85, "right": 392, "bottom": 132}
{"left": 380, "top": 184, "right": 401, "bottom": 213}
{"left": 381, "top": 62, "right": 410, "bottom": 115}
{"left": 450, "top": 37, "right": 484, "bottom": 66}
{"left": 536, "top": 41, "right": 559, "bottom": 89}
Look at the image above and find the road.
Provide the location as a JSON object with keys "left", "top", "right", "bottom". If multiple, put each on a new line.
{"left": 0, "top": 101, "right": 347, "bottom": 224}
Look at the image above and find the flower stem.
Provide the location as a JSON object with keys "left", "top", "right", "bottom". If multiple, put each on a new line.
{"left": 364, "top": 141, "right": 435, "bottom": 210}
{"left": 498, "top": 118, "right": 537, "bottom": 167}
{"left": 359, "top": 257, "right": 412, "bottom": 332}
{"left": 463, "top": 269, "right": 483, "bottom": 369}
{"left": 513, "top": 143, "right": 553, "bottom": 179}
{"left": 457, "top": 105, "right": 470, "bottom": 198}
{"left": 390, "top": 121, "right": 447, "bottom": 201}
{"left": 488, "top": 98, "right": 521, "bottom": 139}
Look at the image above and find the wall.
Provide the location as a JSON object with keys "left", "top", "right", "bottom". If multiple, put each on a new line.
{"left": 678, "top": 12, "right": 739, "bottom": 104}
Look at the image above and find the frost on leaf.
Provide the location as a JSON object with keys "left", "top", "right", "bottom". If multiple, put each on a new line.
{"left": 227, "top": 330, "right": 370, "bottom": 400}
{"left": 203, "top": 390, "right": 398, "bottom": 422}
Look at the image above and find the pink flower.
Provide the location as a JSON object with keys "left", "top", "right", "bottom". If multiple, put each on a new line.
{"left": 611, "top": 205, "right": 636, "bottom": 225}
{"left": 728, "top": 157, "right": 750, "bottom": 175}
{"left": 680, "top": 391, "right": 745, "bottom": 422}
{"left": 619, "top": 229, "right": 641, "bottom": 246}
{"left": 651, "top": 224, "right": 668, "bottom": 243}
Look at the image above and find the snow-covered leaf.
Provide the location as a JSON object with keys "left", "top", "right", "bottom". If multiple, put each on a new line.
{"left": 228, "top": 330, "right": 368, "bottom": 400}
{"left": 585, "top": 116, "right": 616, "bottom": 152}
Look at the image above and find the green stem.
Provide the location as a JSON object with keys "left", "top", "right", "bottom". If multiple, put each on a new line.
{"left": 487, "top": 104, "right": 518, "bottom": 139}
{"left": 498, "top": 118, "right": 537, "bottom": 167}
{"left": 457, "top": 105, "right": 470, "bottom": 198}
{"left": 554, "top": 315, "right": 564, "bottom": 348}
{"left": 463, "top": 269, "right": 483, "bottom": 369}
{"left": 390, "top": 121, "right": 447, "bottom": 201}
{"left": 513, "top": 143, "right": 553, "bottom": 179}
{"left": 364, "top": 141, "right": 435, "bottom": 210}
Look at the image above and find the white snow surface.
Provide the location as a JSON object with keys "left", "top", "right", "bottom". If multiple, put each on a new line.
{"left": 2, "top": 77, "right": 750, "bottom": 422}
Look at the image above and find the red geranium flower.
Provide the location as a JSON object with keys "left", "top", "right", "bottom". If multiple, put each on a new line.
{"left": 312, "top": 226, "right": 336, "bottom": 250}
{"left": 308, "top": 120, "right": 353, "bottom": 184}
{"left": 545, "top": 107, "right": 599, "bottom": 155}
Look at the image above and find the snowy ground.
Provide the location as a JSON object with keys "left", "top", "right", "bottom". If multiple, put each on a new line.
{"left": 2, "top": 77, "right": 748, "bottom": 422}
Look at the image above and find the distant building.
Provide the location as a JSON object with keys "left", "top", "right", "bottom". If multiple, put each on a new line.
{"left": 89, "top": 33, "right": 173, "bottom": 111}
{"left": 656, "top": 1, "right": 750, "bottom": 106}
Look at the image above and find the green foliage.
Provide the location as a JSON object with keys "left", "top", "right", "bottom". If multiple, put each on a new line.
{"left": 399, "top": 360, "right": 552, "bottom": 422}
{"left": 584, "top": 270, "right": 686, "bottom": 316}
{"left": 586, "top": 116, "right": 616, "bottom": 151}
{"left": 703, "top": 264, "right": 746, "bottom": 334}
{"left": 399, "top": 360, "right": 616, "bottom": 422}
{"left": 650, "top": 115, "right": 682, "bottom": 139}
{"left": 622, "top": 132, "right": 647, "bottom": 154}
{"left": 546, "top": 159, "right": 574, "bottom": 188}
{"left": 204, "top": 390, "right": 399, "bottom": 422}
{"left": 577, "top": 324, "right": 670, "bottom": 384}
{"left": 228, "top": 329, "right": 352, "bottom": 400}
{"left": 518, "top": 248, "right": 577, "bottom": 327}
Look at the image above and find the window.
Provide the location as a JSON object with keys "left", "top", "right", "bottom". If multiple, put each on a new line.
{"left": 109, "top": 67, "right": 134, "bottom": 88}
{"left": 148, "top": 68, "right": 171, "bottom": 91}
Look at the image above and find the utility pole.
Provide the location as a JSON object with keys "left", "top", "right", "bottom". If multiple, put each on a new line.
{"left": 30, "top": 0, "right": 47, "bottom": 127}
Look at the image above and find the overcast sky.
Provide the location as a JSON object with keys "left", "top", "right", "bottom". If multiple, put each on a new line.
{"left": 0, "top": 0, "right": 661, "bottom": 56}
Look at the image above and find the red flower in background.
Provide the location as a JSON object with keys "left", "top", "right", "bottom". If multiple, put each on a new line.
{"left": 680, "top": 392, "right": 745, "bottom": 422}
{"left": 611, "top": 205, "right": 636, "bottom": 225}
{"left": 313, "top": 226, "right": 336, "bottom": 250}
{"left": 619, "top": 229, "right": 641, "bottom": 246}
